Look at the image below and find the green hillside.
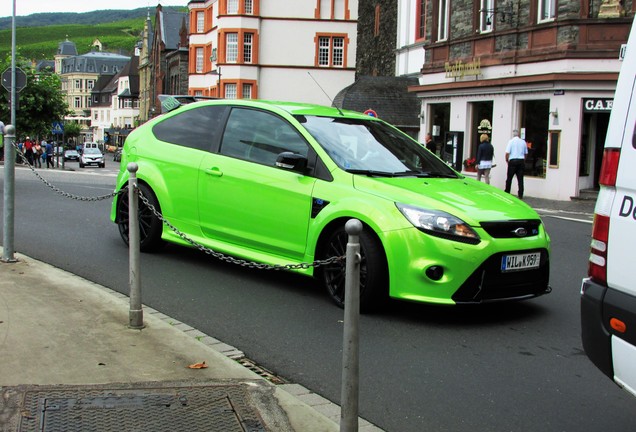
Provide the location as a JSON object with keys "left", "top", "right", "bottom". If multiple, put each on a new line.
{"left": 0, "top": 18, "right": 146, "bottom": 61}
{"left": 0, "top": 8, "right": 186, "bottom": 62}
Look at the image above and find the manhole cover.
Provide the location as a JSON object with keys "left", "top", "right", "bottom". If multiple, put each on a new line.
{"left": 15, "top": 384, "right": 266, "bottom": 431}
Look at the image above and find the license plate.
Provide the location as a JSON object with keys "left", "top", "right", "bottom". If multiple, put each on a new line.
{"left": 501, "top": 252, "right": 541, "bottom": 272}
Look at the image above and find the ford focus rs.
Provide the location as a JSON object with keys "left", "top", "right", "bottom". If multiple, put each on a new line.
{"left": 111, "top": 97, "right": 550, "bottom": 311}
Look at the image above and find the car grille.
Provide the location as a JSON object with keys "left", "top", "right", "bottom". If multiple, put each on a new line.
{"left": 451, "top": 248, "right": 550, "bottom": 303}
{"left": 480, "top": 220, "right": 541, "bottom": 238}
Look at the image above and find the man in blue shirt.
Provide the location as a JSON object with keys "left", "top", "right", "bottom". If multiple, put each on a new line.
{"left": 504, "top": 129, "right": 528, "bottom": 199}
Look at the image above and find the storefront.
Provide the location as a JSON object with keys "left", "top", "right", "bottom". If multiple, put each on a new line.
{"left": 411, "top": 72, "right": 618, "bottom": 201}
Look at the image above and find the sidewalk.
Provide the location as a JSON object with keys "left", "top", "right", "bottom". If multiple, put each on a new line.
{"left": 0, "top": 252, "right": 382, "bottom": 431}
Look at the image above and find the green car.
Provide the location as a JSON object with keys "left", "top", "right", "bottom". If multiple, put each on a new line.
{"left": 111, "top": 97, "right": 550, "bottom": 311}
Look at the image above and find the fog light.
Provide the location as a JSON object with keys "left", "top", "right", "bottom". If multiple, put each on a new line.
{"left": 426, "top": 266, "right": 444, "bottom": 281}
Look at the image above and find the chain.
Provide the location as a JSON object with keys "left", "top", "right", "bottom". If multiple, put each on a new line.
{"left": 7, "top": 136, "right": 344, "bottom": 270}
{"left": 137, "top": 189, "right": 345, "bottom": 271}
{"left": 10, "top": 141, "right": 121, "bottom": 201}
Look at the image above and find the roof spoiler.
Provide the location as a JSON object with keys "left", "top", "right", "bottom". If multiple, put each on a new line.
{"left": 158, "top": 95, "right": 219, "bottom": 114}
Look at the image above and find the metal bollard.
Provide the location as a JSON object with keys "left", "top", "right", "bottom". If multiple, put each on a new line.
{"left": 2, "top": 125, "right": 17, "bottom": 263}
{"left": 127, "top": 163, "right": 144, "bottom": 329}
{"left": 340, "top": 218, "right": 362, "bottom": 432}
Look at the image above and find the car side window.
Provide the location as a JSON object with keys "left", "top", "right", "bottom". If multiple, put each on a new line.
{"left": 152, "top": 105, "right": 227, "bottom": 151}
{"left": 220, "top": 108, "right": 309, "bottom": 166}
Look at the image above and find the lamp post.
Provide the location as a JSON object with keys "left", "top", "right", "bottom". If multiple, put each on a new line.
{"left": 209, "top": 67, "right": 222, "bottom": 98}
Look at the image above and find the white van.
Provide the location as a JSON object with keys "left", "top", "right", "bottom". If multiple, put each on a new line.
{"left": 581, "top": 17, "right": 636, "bottom": 398}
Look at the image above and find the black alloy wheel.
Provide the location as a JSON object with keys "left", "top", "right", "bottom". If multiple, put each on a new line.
{"left": 116, "top": 183, "right": 165, "bottom": 252}
{"left": 319, "top": 225, "right": 388, "bottom": 313}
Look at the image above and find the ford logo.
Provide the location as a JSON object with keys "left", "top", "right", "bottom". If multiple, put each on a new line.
{"left": 513, "top": 227, "right": 528, "bottom": 237}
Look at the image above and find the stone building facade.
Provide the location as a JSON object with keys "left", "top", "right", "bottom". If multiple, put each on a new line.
{"left": 402, "top": 0, "right": 634, "bottom": 200}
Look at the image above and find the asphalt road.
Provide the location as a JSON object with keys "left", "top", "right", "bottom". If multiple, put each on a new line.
{"left": 2, "top": 162, "right": 636, "bottom": 432}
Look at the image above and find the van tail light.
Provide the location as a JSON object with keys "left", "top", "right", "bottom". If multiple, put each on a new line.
{"left": 588, "top": 214, "right": 609, "bottom": 284}
{"left": 598, "top": 148, "right": 620, "bottom": 187}
{"left": 588, "top": 148, "right": 620, "bottom": 285}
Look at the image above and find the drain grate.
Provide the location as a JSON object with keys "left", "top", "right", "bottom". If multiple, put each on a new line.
{"left": 16, "top": 384, "right": 266, "bottom": 432}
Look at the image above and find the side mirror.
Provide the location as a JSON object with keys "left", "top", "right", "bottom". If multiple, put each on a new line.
{"left": 276, "top": 152, "right": 308, "bottom": 173}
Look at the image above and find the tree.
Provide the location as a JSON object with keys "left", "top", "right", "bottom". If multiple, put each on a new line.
{"left": 62, "top": 121, "right": 81, "bottom": 147}
{"left": 0, "top": 57, "right": 70, "bottom": 140}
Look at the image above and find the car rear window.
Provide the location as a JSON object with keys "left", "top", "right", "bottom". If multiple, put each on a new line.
{"left": 152, "top": 105, "right": 228, "bottom": 152}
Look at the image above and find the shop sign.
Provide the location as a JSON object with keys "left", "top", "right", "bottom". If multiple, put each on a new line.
{"left": 583, "top": 98, "right": 613, "bottom": 112}
{"left": 477, "top": 119, "right": 492, "bottom": 135}
{"left": 445, "top": 58, "right": 481, "bottom": 79}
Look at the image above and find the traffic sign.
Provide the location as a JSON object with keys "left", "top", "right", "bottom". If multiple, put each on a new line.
{"left": 1, "top": 67, "right": 27, "bottom": 92}
{"left": 364, "top": 109, "right": 378, "bottom": 117}
{"left": 52, "top": 122, "right": 64, "bottom": 135}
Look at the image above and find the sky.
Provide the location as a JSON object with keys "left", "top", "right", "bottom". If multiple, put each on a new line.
{"left": 10, "top": 1, "right": 187, "bottom": 17}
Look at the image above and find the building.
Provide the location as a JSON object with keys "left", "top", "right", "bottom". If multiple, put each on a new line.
{"left": 59, "top": 45, "right": 131, "bottom": 142}
{"left": 187, "top": 0, "right": 358, "bottom": 105}
{"left": 400, "top": 0, "right": 633, "bottom": 200}
{"left": 90, "top": 56, "right": 140, "bottom": 147}
{"left": 334, "top": 0, "right": 420, "bottom": 138}
{"left": 142, "top": 5, "right": 190, "bottom": 120}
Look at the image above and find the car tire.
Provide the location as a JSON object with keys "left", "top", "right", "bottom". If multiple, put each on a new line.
{"left": 116, "top": 183, "right": 165, "bottom": 252}
{"left": 100, "top": 163, "right": 105, "bottom": 168}
{"left": 318, "top": 224, "right": 388, "bottom": 313}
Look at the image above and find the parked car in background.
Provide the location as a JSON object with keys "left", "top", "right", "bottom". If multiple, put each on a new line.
{"left": 111, "top": 96, "right": 551, "bottom": 311}
{"left": 63, "top": 149, "right": 80, "bottom": 162}
{"left": 80, "top": 147, "right": 105, "bottom": 168}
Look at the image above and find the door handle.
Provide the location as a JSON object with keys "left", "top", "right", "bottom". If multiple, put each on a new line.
{"left": 205, "top": 167, "right": 223, "bottom": 177}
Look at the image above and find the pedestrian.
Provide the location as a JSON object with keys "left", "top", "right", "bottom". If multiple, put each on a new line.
{"left": 476, "top": 133, "right": 495, "bottom": 184}
{"left": 24, "top": 136, "right": 34, "bottom": 166}
{"left": 504, "top": 129, "right": 528, "bottom": 199}
{"left": 45, "top": 140, "right": 54, "bottom": 168}
{"left": 425, "top": 132, "right": 437, "bottom": 154}
{"left": 33, "top": 141, "right": 43, "bottom": 168}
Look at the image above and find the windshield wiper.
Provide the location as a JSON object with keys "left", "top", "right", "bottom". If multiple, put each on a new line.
{"left": 420, "top": 171, "right": 458, "bottom": 178}
{"left": 345, "top": 169, "right": 433, "bottom": 178}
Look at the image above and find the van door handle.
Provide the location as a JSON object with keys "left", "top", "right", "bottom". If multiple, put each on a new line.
{"left": 204, "top": 167, "right": 223, "bottom": 177}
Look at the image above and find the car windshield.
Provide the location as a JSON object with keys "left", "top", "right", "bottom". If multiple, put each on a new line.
{"left": 295, "top": 115, "right": 457, "bottom": 177}
{"left": 84, "top": 148, "right": 101, "bottom": 155}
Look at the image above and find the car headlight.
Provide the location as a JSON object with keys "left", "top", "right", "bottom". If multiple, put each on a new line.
{"left": 396, "top": 203, "right": 480, "bottom": 244}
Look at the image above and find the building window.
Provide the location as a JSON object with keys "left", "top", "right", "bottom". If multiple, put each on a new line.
{"left": 317, "top": 35, "right": 346, "bottom": 67}
{"left": 74, "top": 97, "right": 81, "bottom": 108}
{"left": 196, "top": 11, "right": 205, "bottom": 33}
{"left": 245, "top": 0, "right": 253, "bottom": 14}
{"left": 87, "top": 80, "right": 95, "bottom": 90}
{"left": 243, "top": 33, "right": 253, "bottom": 63}
{"left": 228, "top": 0, "right": 238, "bottom": 14}
{"left": 480, "top": 0, "right": 494, "bottom": 32}
{"left": 416, "top": 0, "right": 426, "bottom": 39}
{"left": 196, "top": 47, "right": 204, "bottom": 73}
{"left": 225, "top": 83, "right": 237, "bottom": 99}
{"left": 538, "top": 0, "right": 556, "bottom": 22}
{"left": 226, "top": 33, "right": 238, "bottom": 62}
{"left": 437, "top": 0, "right": 449, "bottom": 41}
{"left": 74, "top": 79, "right": 81, "bottom": 89}
{"left": 242, "top": 83, "right": 252, "bottom": 99}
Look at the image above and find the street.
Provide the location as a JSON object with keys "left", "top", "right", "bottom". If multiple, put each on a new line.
{"left": 2, "top": 163, "right": 635, "bottom": 432}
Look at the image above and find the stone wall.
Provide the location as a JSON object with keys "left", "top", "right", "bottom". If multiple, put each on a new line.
{"left": 356, "top": 0, "right": 397, "bottom": 77}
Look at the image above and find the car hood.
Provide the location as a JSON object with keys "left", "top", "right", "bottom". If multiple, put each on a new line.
{"left": 353, "top": 175, "right": 537, "bottom": 225}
